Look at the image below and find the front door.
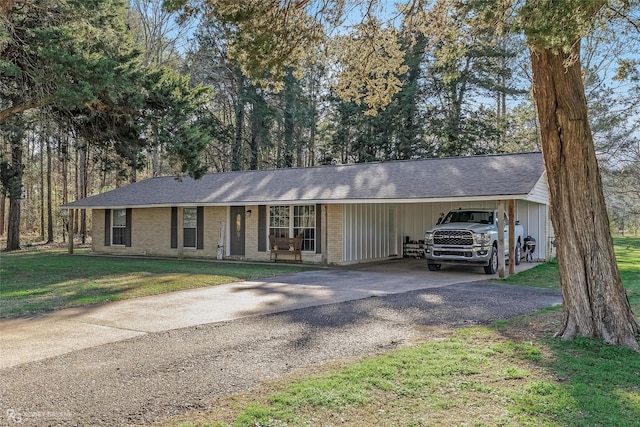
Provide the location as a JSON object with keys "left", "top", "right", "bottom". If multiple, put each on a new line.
{"left": 230, "top": 206, "right": 245, "bottom": 256}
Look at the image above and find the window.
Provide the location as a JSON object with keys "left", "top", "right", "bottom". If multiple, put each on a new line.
{"left": 183, "top": 207, "right": 197, "bottom": 248}
{"left": 171, "top": 207, "right": 203, "bottom": 250}
{"left": 112, "top": 209, "right": 126, "bottom": 245}
{"left": 269, "top": 206, "right": 290, "bottom": 238}
{"left": 269, "top": 205, "right": 315, "bottom": 251}
{"left": 294, "top": 205, "right": 315, "bottom": 251}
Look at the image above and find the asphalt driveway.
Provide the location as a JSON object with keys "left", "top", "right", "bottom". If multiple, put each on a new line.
{"left": 0, "top": 259, "right": 561, "bottom": 426}
{"left": 0, "top": 258, "right": 542, "bottom": 369}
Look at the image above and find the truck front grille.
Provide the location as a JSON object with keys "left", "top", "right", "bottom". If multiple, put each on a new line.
{"left": 433, "top": 230, "right": 473, "bottom": 246}
{"left": 434, "top": 250, "right": 473, "bottom": 257}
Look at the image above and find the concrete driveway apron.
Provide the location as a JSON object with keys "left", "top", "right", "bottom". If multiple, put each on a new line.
{"left": 0, "top": 259, "right": 546, "bottom": 369}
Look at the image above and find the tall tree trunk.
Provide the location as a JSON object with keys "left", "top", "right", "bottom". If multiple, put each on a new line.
{"left": 39, "top": 134, "right": 45, "bottom": 240}
{"left": 232, "top": 71, "right": 245, "bottom": 171}
{"left": 151, "top": 141, "right": 160, "bottom": 177}
{"left": 74, "top": 145, "right": 79, "bottom": 236}
{"left": 283, "top": 72, "right": 295, "bottom": 168}
{"left": 249, "top": 125, "right": 259, "bottom": 171}
{"left": 61, "top": 134, "right": 68, "bottom": 243}
{"left": 0, "top": 194, "right": 5, "bottom": 236}
{"left": 7, "top": 192, "right": 20, "bottom": 250}
{"left": 6, "top": 117, "right": 24, "bottom": 251}
{"left": 79, "top": 143, "right": 88, "bottom": 243}
{"left": 46, "top": 135, "right": 53, "bottom": 243}
{"left": 308, "top": 103, "right": 316, "bottom": 167}
{"left": 129, "top": 149, "right": 137, "bottom": 184}
{"left": 530, "top": 43, "right": 639, "bottom": 349}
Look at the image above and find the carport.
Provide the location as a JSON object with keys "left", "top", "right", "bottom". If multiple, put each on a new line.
{"left": 340, "top": 153, "right": 553, "bottom": 268}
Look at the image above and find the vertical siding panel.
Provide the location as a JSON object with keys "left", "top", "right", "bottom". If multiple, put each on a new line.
{"left": 376, "top": 204, "right": 380, "bottom": 258}
{"left": 357, "top": 204, "right": 362, "bottom": 260}
{"left": 369, "top": 205, "right": 372, "bottom": 258}
{"left": 344, "top": 205, "right": 349, "bottom": 262}
{"left": 382, "top": 204, "right": 387, "bottom": 257}
{"left": 343, "top": 205, "right": 348, "bottom": 262}
{"left": 356, "top": 204, "right": 361, "bottom": 261}
{"left": 362, "top": 204, "right": 366, "bottom": 260}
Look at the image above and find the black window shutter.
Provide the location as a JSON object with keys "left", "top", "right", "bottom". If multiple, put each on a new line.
{"left": 104, "top": 209, "right": 111, "bottom": 246}
{"left": 258, "top": 205, "right": 266, "bottom": 252}
{"left": 125, "top": 208, "right": 133, "bottom": 247}
{"left": 316, "top": 204, "right": 322, "bottom": 254}
{"left": 197, "top": 206, "right": 204, "bottom": 250}
{"left": 170, "top": 207, "right": 178, "bottom": 249}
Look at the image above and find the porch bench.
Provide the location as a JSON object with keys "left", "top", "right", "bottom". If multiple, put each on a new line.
{"left": 269, "top": 235, "right": 303, "bottom": 263}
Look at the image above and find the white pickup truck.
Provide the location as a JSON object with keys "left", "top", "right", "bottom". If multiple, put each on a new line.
{"left": 424, "top": 208, "right": 524, "bottom": 274}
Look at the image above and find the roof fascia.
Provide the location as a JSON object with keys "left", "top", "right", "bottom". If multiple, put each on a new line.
{"left": 61, "top": 194, "right": 533, "bottom": 210}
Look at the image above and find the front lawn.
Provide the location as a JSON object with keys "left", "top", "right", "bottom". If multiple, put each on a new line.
{"left": 0, "top": 250, "right": 311, "bottom": 317}
{"left": 503, "top": 235, "right": 640, "bottom": 309}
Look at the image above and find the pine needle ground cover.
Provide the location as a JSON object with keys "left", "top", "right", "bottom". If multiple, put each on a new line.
{"left": 0, "top": 250, "right": 310, "bottom": 317}
{"left": 168, "top": 236, "right": 640, "bottom": 427}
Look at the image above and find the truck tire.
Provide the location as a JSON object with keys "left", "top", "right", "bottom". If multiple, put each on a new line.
{"left": 484, "top": 246, "right": 498, "bottom": 274}
{"left": 427, "top": 263, "right": 441, "bottom": 271}
{"left": 515, "top": 241, "right": 521, "bottom": 266}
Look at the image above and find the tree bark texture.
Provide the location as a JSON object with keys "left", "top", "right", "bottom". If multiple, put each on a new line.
{"left": 46, "top": 135, "right": 53, "bottom": 243}
{"left": 39, "top": 134, "right": 45, "bottom": 239}
{"left": 0, "top": 194, "right": 5, "bottom": 236}
{"left": 530, "top": 44, "right": 639, "bottom": 349}
{"left": 232, "top": 70, "right": 245, "bottom": 171}
{"left": 5, "top": 117, "right": 24, "bottom": 251}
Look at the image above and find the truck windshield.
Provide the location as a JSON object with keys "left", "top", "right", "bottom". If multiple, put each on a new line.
{"left": 442, "top": 211, "right": 493, "bottom": 224}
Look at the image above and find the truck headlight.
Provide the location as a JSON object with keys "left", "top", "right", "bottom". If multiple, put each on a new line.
{"left": 474, "top": 233, "right": 491, "bottom": 245}
{"left": 424, "top": 231, "right": 434, "bottom": 245}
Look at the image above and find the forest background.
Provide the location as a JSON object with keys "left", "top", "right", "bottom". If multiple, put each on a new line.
{"left": 1, "top": 0, "right": 639, "bottom": 247}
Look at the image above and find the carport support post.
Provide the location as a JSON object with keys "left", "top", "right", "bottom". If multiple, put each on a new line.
{"left": 508, "top": 200, "right": 515, "bottom": 275}
{"left": 497, "top": 200, "right": 505, "bottom": 278}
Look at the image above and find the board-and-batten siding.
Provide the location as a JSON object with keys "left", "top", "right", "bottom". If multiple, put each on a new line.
{"left": 515, "top": 201, "right": 550, "bottom": 261}
{"left": 343, "top": 200, "right": 553, "bottom": 264}
{"left": 342, "top": 204, "right": 392, "bottom": 263}
{"left": 526, "top": 173, "right": 550, "bottom": 205}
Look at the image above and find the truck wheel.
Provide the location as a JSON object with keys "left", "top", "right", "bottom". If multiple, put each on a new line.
{"left": 484, "top": 246, "right": 498, "bottom": 274}
{"left": 427, "top": 263, "right": 441, "bottom": 271}
{"left": 515, "top": 242, "right": 522, "bottom": 266}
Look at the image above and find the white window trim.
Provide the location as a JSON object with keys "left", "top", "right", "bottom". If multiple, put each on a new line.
{"left": 183, "top": 207, "right": 197, "bottom": 249}
{"left": 268, "top": 204, "right": 316, "bottom": 252}
{"left": 111, "top": 208, "right": 126, "bottom": 246}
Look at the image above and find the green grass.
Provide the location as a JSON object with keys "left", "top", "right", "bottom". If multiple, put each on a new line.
{"left": 502, "top": 235, "right": 640, "bottom": 309}
{"left": 167, "top": 236, "right": 640, "bottom": 427}
{"left": 175, "top": 327, "right": 640, "bottom": 427}
{"left": 502, "top": 258, "right": 560, "bottom": 289}
{"left": 0, "top": 250, "right": 311, "bottom": 317}
{"left": 615, "top": 235, "right": 640, "bottom": 307}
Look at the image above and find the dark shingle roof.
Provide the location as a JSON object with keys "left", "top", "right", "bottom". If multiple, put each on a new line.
{"left": 63, "top": 152, "right": 546, "bottom": 208}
